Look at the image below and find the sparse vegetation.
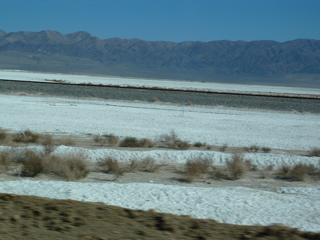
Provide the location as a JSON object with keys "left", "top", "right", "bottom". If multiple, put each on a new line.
{"left": 46, "top": 153, "right": 90, "bottom": 181}
{"left": 13, "top": 130, "right": 40, "bottom": 144}
{"left": 244, "top": 145, "right": 260, "bottom": 153}
{"left": 151, "top": 95, "right": 159, "bottom": 102}
{"left": 261, "top": 147, "right": 271, "bottom": 153}
{"left": 193, "top": 142, "right": 206, "bottom": 148}
{"left": 141, "top": 157, "right": 160, "bottom": 172}
{"left": 97, "top": 157, "right": 122, "bottom": 175}
{"left": 59, "top": 137, "right": 75, "bottom": 146}
{"left": 308, "top": 147, "right": 320, "bottom": 157}
{"left": 186, "top": 100, "right": 193, "bottom": 106}
{"left": 160, "top": 131, "right": 190, "bottom": 150}
{"left": 21, "top": 150, "right": 45, "bottom": 177}
{"left": 41, "top": 134, "right": 55, "bottom": 155}
{"left": 259, "top": 166, "right": 273, "bottom": 179}
{"left": 244, "top": 145, "right": 271, "bottom": 153}
{"left": 184, "top": 158, "right": 212, "bottom": 177}
{"left": 210, "top": 167, "right": 227, "bottom": 180}
{"left": 128, "top": 159, "right": 140, "bottom": 173}
{"left": 276, "top": 163, "right": 320, "bottom": 181}
{"left": 94, "top": 134, "right": 119, "bottom": 146}
{"left": 226, "top": 154, "right": 248, "bottom": 180}
{"left": 0, "top": 150, "right": 11, "bottom": 173}
{"left": 0, "top": 128, "right": 8, "bottom": 143}
{"left": 119, "top": 137, "right": 155, "bottom": 148}
{"left": 219, "top": 144, "right": 228, "bottom": 152}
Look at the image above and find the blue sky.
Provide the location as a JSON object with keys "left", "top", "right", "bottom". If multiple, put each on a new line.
{"left": 1, "top": 0, "right": 319, "bottom": 42}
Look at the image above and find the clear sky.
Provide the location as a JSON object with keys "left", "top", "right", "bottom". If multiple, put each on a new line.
{"left": 1, "top": 0, "right": 319, "bottom": 42}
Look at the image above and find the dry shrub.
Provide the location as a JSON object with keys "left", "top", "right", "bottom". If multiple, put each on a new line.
{"left": 244, "top": 145, "right": 260, "bottom": 153}
{"left": 94, "top": 135, "right": 105, "bottom": 144}
{"left": 160, "top": 131, "right": 190, "bottom": 150}
{"left": 59, "top": 137, "right": 75, "bottom": 146}
{"left": 258, "top": 165, "right": 273, "bottom": 179}
{"left": 185, "top": 158, "right": 212, "bottom": 177}
{"left": 210, "top": 167, "right": 227, "bottom": 180}
{"left": 308, "top": 147, "right": 320, "bottom": 157}
{"left": 13, "top": 130, "right": 40, "bottom": 144}
{"left": 226, "top": 154, "right": 248, "bottom": 180}
{"left": 261, "top": 147, "right": 271, "bottom": 153}
{"left": 0, "top": 129, "right": 8, "bottom": 143}
{"left": 151, "top": 95, "right": 159, "bottom": 102}
{"left": 21, "top": 150, "right": 44, "bottom": 177}
{"left": 139, "top": 138, "right": 156, "bottom": 148}
{"left": 119, "top": 137, "right": 140, "bottom": 147}
{"left": 119, "top": 137, "right": 155, "bottom": 148}
{"left": 139, "top": 157, "right": 160, "bottom": 173}
{"left": 179, "top": 175, "right": 195, "bottom": 183}
{"left": 128, "top": 159, "right": 140, "bottom": 173}
{"left": 97, "top": 157, "right": 122, "bottom": 175}
{"left": 46, "top": 153, "right": 90, "bottom": 181}
{"left": 219, "top": 144, "right": 228, "bottom": 152}
{"left": 186, "top": 100, "right": 193, "bottom": 106}
{"left": 193, "top": 142, "right": 206, "bottom": 148}
{"left": 94, "top": 134, "right": 119, "bottom": 146}
{"left": 40, "top": 134, "right": 55, "bottom": 155}
{"left": 276, "top": 163, "right": 320, "bottom": 181}
{"left": 40, "top": 134, "right": 53, "bottom": 146}
{"left": 0, "top": 150, "right": 11, "bottom": 173}
{"left": 290, "top": 164, "right": 309, "bottom": 181}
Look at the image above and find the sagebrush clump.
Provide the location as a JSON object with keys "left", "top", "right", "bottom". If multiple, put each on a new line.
{"left": 13, "top": 130, "right": 40, "bottom": 144}
{"left": 226, "top": 154, "right": 248, "bottom": 180}
{"left": 0, "top": 150, "right": 11, "bottom": 173}
{"left": 119, "top": 137, "right": 155, "bottom": 148}
{"left": 160, "top": 131, "right": 190, "bottom": 150}
{"left": 94, "top": 134, "right": 119, "bottom": 146}
{"left": 276, "top": 163, "right": 320, "bottom": 181}
{"left": 97, "top": 157, "right": 122, "bottom": 175}
{"left": 308, "top": 147, "right": 320, "bottom": 157}
{"left": 45, "top": 153, "right": 90, "bottom": 181}
{"left": 184, "top": 158, "right": 212, "bottom": 177}
{"left": 21, "top": 150, "right": 45, "bottom": 177}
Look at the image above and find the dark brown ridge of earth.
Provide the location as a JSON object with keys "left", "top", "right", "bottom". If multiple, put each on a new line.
{"left": 0, "top": 193, "right": 319, "bottom": 240}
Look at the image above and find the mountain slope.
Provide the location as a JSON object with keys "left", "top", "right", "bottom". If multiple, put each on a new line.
{"left": 0, "top": 30, "right": 319, "bottom": 86}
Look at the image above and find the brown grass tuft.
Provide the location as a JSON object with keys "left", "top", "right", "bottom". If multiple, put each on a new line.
{"left": 40, "top": 134, "right": 55, "bottom": 155}
{"left": 276, "top": 163, "right": 320, "bottom": 181}
{"left": 94, "top": 134, "right": 119, "bottom": 146}
{"left": 193, "top": 142, "right": 206, "bottom": 148}
{"left": 46, "top": 153, "right": 90, "bottom": 181}
{"left": 97, "top": 157, "right": 123, "bottom": 175}
{"left": 308, "top": 147, "right": 320, "bottom": 157}
{"left": 160, "top": 131, "right": 190, "bottom": 150}
{"left": 59, "top": 137, "right": 75, "bottom": 146}
{"left": 0, "top": 128, "right": 8, "bottom": 143}
{"left": 210, "top": 167, "right": 227, "bottom": 180}
{"left": 0, "top": 150, "right": 11, "bottom": 173}
{"left": 139, "top": 157, "right": 160, "bottom": 173}
{"left": 21, "top": 150, "right": 45, "bottom": 177}
{"left": 13, "top": 130, "right": 40, "bottom": 144}
{"left": 226, "top": 154, "right": 248, "bottom": 180}
{"left": 151, "top": 95, "right": 159, "bottom": 102}
{"left": 119, "top": 137, "right": 155, "bottom": 148}
{"left": 185, "top": 158, "right": 212, "bottom": 177}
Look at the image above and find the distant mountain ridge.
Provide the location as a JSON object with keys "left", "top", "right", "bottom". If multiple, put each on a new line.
{"left": 0, "top": 30, "right": 320, "bottom": 87}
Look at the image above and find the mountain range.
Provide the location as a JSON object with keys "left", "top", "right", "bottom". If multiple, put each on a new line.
{"left": 0, "top": 30, "right": 320, "bottom": 87}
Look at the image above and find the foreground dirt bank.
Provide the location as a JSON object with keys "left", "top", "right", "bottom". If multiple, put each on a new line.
{"left": 0, "top": 193, "right": 319, "bottom": 240}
